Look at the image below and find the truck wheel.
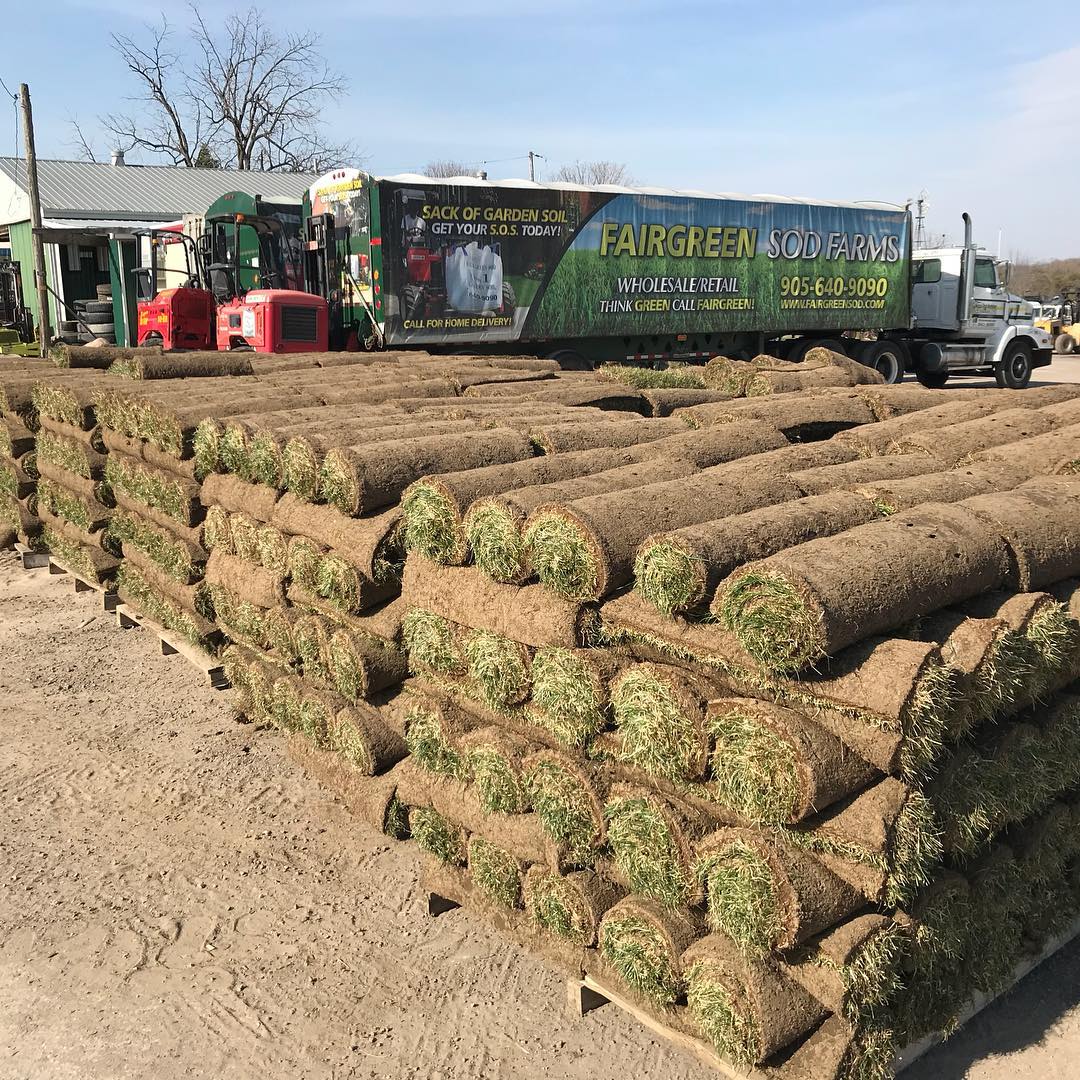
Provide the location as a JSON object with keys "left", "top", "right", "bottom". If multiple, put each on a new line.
{"left": 995, "top": 341, "right": 1033, "bottom": 388}
{"left": 814, "top": 338, "right": 848, "bottom": 357}
{"left": 1055, "top": 333, "right": 1076, "bottom": 354}
{"left": 863, "top": 340, "right": 906, "bottom": 384}
{"left": 546, "top": 348, "right": 593, "bottom": 371}
{"left": 501, "top": 281, "right": 517, "bottom": 315}
{"left": 916, "top": 369, "right": 949, "bottom": 389}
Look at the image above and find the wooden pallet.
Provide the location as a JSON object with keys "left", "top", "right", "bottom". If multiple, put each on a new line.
{"left": 426, "top": 879, "right": 1080, "bottom": 1079}
{"left": 13, "top": 541, "right": 49, "bottom": 569}
{"left": 48, "top": 556, "right": 119, "bottom": 611}
{"left": 114, "top": 603, "right": 229, "bottom": 689}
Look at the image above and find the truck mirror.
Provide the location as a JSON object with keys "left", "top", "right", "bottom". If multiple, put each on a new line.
{"left": 1000, "top": 261, "right": 1011, "bottom": 287}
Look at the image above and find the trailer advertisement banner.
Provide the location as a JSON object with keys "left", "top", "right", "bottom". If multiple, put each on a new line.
{"left": 378, "top": 179, "right": 910, "bottom": 346}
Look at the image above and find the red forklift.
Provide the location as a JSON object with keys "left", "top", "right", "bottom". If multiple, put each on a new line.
{"left": 133, "top": 229, "right": 216, "bottom": 350}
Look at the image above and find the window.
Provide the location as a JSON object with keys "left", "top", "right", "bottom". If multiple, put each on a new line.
{"left": 975, "top": 259, "right": 998, "bottom": 289}
{"left": 913, "top": 258, "right": 941, "bottom": 284}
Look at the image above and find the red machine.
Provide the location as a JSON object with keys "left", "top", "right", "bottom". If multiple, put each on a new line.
{"left": 134, "top": 231, "right": 216, "bottom": 350}
{"left": 216, "top": 289, "right": 328, "bottom": 352}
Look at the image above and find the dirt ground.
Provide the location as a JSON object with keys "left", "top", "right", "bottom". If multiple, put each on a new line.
{"left": 3, "top": 358, "right": 1080, "bottom": 1080}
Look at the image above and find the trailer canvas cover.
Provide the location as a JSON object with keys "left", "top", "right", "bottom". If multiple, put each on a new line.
{"left": 378, "top": 177, "right": 910, "bottom": 346}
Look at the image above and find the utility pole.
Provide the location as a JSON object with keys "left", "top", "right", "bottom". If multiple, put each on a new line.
{"left": 19, "top": 83, "right": 50, "bottom": 355}
{"left": 528, "top": 150, "right": 543, "bottom": 182}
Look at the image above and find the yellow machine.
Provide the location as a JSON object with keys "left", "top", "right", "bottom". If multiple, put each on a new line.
{"left": 1036, "top": 289, "right": 1079, "bottom": 353}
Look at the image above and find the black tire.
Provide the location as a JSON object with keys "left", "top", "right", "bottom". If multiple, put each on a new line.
{"left": 995, "top": 341, "right": 1033, "bottom": 389}
{"left": 82, "top": 311, "right": 114, "bottom": 326}
{"left": 1056, "top": 333, "right": 1076, "bottom": 355}
{"left": 60, "top": 320, "right": 79, "bottom": 333}
{"left": 916, "top": 369, "right": 949, "bottom": 389}
{"left": 501, "top": 281, "right": 517, "bottom": 315}
{"left": 83, "top": 300, "right": 113, "bottom": 313}
{"left": 546, "top": 348, "right": 593, "bottom": 371}
{"left": 784, "top": 338, "right": 815, "bottom": 363}
{"left": 863, "top": 340, "right": 906, "bottom": 384}
{"left": 89, "top": 322, "right": 115, "bottom": 336}
{"left": 403, "top": 284, "right": 426, "bottom": 320}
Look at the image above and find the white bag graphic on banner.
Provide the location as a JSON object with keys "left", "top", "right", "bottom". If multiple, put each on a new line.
{"left": 445, "top": 242, "right": 504, "bottom": 312}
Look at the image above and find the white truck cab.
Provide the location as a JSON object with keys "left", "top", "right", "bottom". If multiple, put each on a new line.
{"left": 901, "top": 214, "right": 1053, "bottom": 388}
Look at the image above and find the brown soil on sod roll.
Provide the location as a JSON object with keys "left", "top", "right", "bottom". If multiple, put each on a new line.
{"left": 717, "top": 502, "right": 1012, "bottom": 672}
{"left": 530, "top": 417, "right": 698, "bottom": 454}
{"left": 401, "top": 561, "right": 597, "bottom": 648}
{"left": 36, "top": 504, "right": 112, "bottom": 553}
{"left": 834, "top": 399, "right": 998, "bottom": 456}
{"left": 523, "top": 865, "right": 624, "bottom": 947}
{"left": 37, "top": 414, "right": 106, "bottom": 451}
{"left": 602, "top": 593, "right": 945, "bottom": 775}
{"left": 328, "top": 626, "right": 408, "bottom": 700}
{"left": 527, "top": 468, "right": 801, "bottom": 601}
{"left": 323, "top": 429, "right": 535, "bottom": 516}
{"left": 270, "top": 497, "right": 402, "bottom": 580}
{"left": 707, "top": 697, "right": 880, "bottom": 824}
{"left": 890, "top": 406, "right": 1056, "bottom": 464}
{"left": 960, "top": 482, "right": 1080, "bottom": 590}
{"left": 37, "top": 428, "right": 107, "bottom": 479}
{"left": 36, "top": 470, "right": 112, "bottom": 531}
{"left": 114, "top": 353, "right": 255, "bottom": 379}
{"left": 2, "top": 417, "right": 37, "bottom": 458}
{"left": 786, "top": 454, "right": 936, "bottom": 496}
{"left": 851, "top": 461, "right": 1031, "bottom": 514}
{"left": 682, "top": 933, "right": 828, "bottom": 1064}
{"left": 1013, "top": 384, "right": 1080, "bottom": 407}
{"left": 100, "top": 429, "right": 199, "bottom": 481}
{"left": 676, "top": 392, "right": 876, "bottom": 439}
{"left": 52, "top": 344, "right": 158, "bottom": 369}
{"left": 636, "top": 492, "right": 879, "bottom": 616}
{"left": 204, "top": 548, "right": 285, "bottom": 609}
{"left": 855, "top": 383, "right": 988, "bottom": 420}
{"left": 965, "top": 422, "right": 1080, "bottom": 475}
{"left": 748, "top": 366, "right": 882, "bottom": 396}
{"left": 464, "top": 383, "right": 647, "bottom": 412}
{"left": 695, "top": 827, "right": 863, "bottom": 952}
{"left": 200, "top": 473, "right": 281, "bottom": 522}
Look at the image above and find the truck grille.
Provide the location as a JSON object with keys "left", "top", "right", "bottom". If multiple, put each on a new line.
{"left": 280, "top": 305, "right": 319, "bottom": 342}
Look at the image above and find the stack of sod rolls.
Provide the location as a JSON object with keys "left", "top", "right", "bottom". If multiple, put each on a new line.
{"left": 371, "top": 380, "right": 1080, "bottom": 1080}
{"left": 0, "top": 358, "right": 53, "bottom": 548}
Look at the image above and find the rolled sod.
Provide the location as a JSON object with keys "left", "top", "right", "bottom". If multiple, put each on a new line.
{"left": 36, "top": 480, "right": 112, "bottom": 537}
{"left": 200, "top": 472, "right": 280, "bottom": 523}
{"left": 40, "top": 524, "right": 118, "bottom": 583}
{"left": 208, "top": 583, "right": 270, "bottom": 651}
{"left": 701, "top": 355, "right": 767, "bottom": 395}
{"left": 854, "top": 383, "right": 984, "bottom": 420}
{"left": 528, "top": 417, "right": 695, "bottom": 455}
{"left": 401, "top": 561, "right": 599, "bottom": 649}
{"left": 641, "top": 388, "right": 736, "bottom": 417}
{"left": 707, "top": 698, "right": 879, "bottom": 825}
{"left": 602, "top": 593, "right": 956, "bottom": 778}
{"left": 261, "top": 604, "right": 300, "bottom": 663}
{"left": 784, "top": 912, "right": 910, "bottom": 1022}
{"left": 204, "top": 548, "right": 285, "bottom": 610}
{"left": 960, "top": 479, "right": 1080, "bottom": 591}
{"left": 834, "top": 399, "right": 998, "bottom": 456}
{"left": 459, "top": 726, "right": 533, "bottom": 814}
{"left": 717, "top": 502, "right": 1012, "bottom": 673}
{"left": 320, "top": 429, "right": 535, "bottom": 517}
{"left": 403, "top": 693, "right": 481, "bottom": 779}
{"left": 116, "top": 561, "right": 218, "bottom": 649}
{"left": 786, "top": 453, "right": 937, "bottom": 496}
{"left": 292, "top": 613, "right": 333, "bottom": 682}
{"left": 683, "top": 934, "right": 828, "bottom": 1066}
{"left": 1, "top": 493, "right": 41, "bottom": 545}
{"left": 462, "top": 628, "right": 533, "bottom": 710}
{"left": 524, "top": 867, "right": 623, "bottom": 947}
{"left": 676, "top": 392, "right": 876, "bottom": 440}
{"left": 1, "top": 416, "right": 37, "bottom": 459}
{"left": 598, "top": 896, "right": 700, "bottom": 1008}
{"left": 35, "top": 426, "right": 106, "bottom": 480}
{"left": 890, "top": 406, "right": 1056, "bottom": 464}
{"left": 297, "top": 684, "right": 348, "bottom": 747}
{"left": 0, "top": 457, "right": 36, "bottom": 500}
{"left": 851, "top": 461, "right": 1031, "bottom": 516}
{"left": 109, "top": 352, "right": 255, "bottom": 379}
{"left": 287, "top": 535, "right": 398, "bottom": 616}
{"left": 524, "top": 750, "right": 609, "bottom": 865}
{"left": 411, "top": 806, "right": 469, "bottom": 866}
{"left": 609, "top": 663, "right": 717, "bottom": 782}
{"left": 528, "top": 646, "right": 625, "bottom": 748}
{"left": 604, "top": 786, "right": 709, "bottom": 910}
{"left": 467, "top": 836, "right": 526, "bottom": 909}
{"left": 401, "top": 608, "right": 468, "bottom": 677}
{"left": 965, "top": 422, "right": 1080, "bottom": 476}
{"left": 105, "top": 453, "right": 203, "bottom": 526}
{"left": 327, "top": 627, "right": 407, "bottom": 702}
{"left": 694, "top": 828, "right": 861, "bottom": 953}
{"left": 635, "top": 491, "right": 879, "bottom": 616}
{"left": 270, "top": 497, "right": 403, "bottom": 585}
{"left": 100, "top": 429, "right": 200, "bottom": 486}
{"left": 748, "top": 365, "right": 883, "bottom": 396}
{"left": 52, "top": 343, "right": 158, "bottom": 369}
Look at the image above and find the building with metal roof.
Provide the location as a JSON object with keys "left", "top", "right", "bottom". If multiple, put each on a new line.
{"left": 0, "top": 154, "right": 316, "bottom": 346}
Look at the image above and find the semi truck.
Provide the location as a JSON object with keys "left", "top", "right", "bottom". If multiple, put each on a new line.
{"left": 157, "top": 170, "right": 1056, "bottom": 387}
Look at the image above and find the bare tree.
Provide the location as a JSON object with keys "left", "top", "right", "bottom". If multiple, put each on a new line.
{"left": 423, "top": 160, "right": 474, "bottom": 178}
{"left": 67, "top": 118, "right": 99, "bottom": 163}
{"left": 93, "top": 5, "right": 358, "bottom": 172}
{"left": 552, "top": 160, "right": 633, "bottom": 185}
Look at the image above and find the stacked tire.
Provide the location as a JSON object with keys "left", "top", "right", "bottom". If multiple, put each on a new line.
{"left": 74, "top": 286, "right": 115, "bottom": 345}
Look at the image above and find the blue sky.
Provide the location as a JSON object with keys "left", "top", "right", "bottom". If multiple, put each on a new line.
{"left": 2, "top": 0, "right": 1078, "bottom": 258}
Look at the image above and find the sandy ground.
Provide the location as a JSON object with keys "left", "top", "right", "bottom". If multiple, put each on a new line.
{"left": 3, "top": 357, "right": 1080, "bottom": 1080}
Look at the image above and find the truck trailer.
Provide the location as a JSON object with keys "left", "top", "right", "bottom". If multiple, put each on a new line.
{"left": 170, "top": 169, "right": 1054, "bottom": 387}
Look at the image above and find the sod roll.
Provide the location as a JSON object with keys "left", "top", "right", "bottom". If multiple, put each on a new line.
{"left": 964, "top": 422, "right": 1080, "bottom": 475}
{"left": 523, "top": 866, "right": 624, "bottom": 947}
{"left": 786, "top": 453, "right": 936, "bottom": 496}
{"left": 634, "top": 491, "right": 879, "bottom": 616}
{"left": 834, "top": 399, "right": 997, "bottom": 456}
{"left": 528, "top": 646, "right": 626, "bottom": 749}
{"left": 110, "top": 352, "right": 255, "bottom": 379}
{"left": 851, "top": 461, "right": 1031, "bottom": 515}
{"left": 682, "top": 933, "right": 828, "bottom": 1065}
{"left": 204, "top": 548, "right": 285, "bottom": 609}
{"left": 890, "top": 407, "right": 1056, "bottom": 464}
{"left": 717, "top": 502, "right": 1012, "bottom": 673}
{"left": 528, "top": 417, "right": 689, "bottom": 454}
{"left": 676, "top": 392, "right": 875, "bottom": 439}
